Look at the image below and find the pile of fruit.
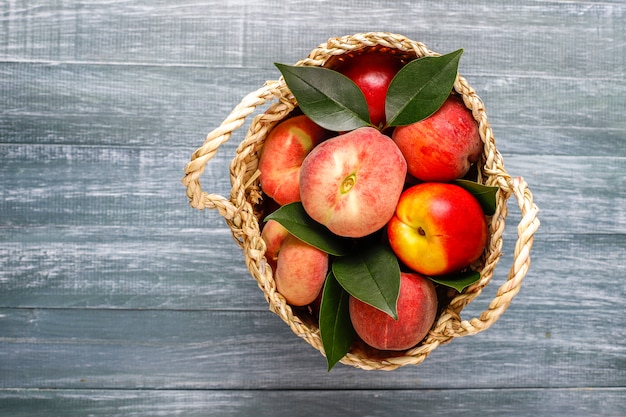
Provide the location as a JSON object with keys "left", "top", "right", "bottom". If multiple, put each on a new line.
{"left": 257, "top": 47, "right": 498, "bottom": 370}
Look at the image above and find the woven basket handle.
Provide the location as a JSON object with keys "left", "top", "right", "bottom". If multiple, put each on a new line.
{"left": 450, "top": 175, "right": 540, "bottom": 337}
{"left": 181, "top": 80, "right": 286, "bottom": 221}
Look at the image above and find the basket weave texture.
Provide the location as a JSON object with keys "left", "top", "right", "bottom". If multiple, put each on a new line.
{"left": 182, "top": 32, "right": 540, "bottom": 371}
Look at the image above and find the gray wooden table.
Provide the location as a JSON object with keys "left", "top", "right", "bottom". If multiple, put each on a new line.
{"left": 1, "top": 1, "right": 624, "bottom": 416}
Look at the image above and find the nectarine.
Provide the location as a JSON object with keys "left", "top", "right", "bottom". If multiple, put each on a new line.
{"left": 349, "top": 272, "right": 438, "bottom": 351}
{"left": 275, "top": 234, "right": 329, "bottom": 306}
{"left": 261, "top": 219, "right": 290, "bottom": 271}
{"left": 333, "top": 51, "right": 405, "bottom": 128}
{"left": 387, "top": 182, "right": 488, "bottom": 276}
{"left": 259, "top": 115, "right": 328, "bottom": 205}
{"left": 392, "top": 95, "right": 481, "bottom": 182}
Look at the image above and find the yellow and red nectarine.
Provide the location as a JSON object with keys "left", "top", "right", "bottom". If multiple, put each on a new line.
{"left": 387, "top": 182, "right": 488, "bottom": 276}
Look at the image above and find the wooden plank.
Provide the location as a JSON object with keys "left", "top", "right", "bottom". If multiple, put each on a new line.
{"left": 0, "top": 145, "right": 233, "bottom": 229}
{"left": 0, "top": 388, "right": 624, "bottom": 417}
{"left": 0, "top": 227, "right": 263, "bottom": 309}
{"left": 0, "top": 296, "right": 624, "bottom": 389}
{"left": 503, "top": 155, "right": 625, "bottom": 235}
{"left": 1, "top": 63, "right": 624, "bottom": 157}
{"left": 0, "top": 0, "right": 623, "bottom": 81}
{"left": 0, "top": 63, "right": 269, "bottom": 148}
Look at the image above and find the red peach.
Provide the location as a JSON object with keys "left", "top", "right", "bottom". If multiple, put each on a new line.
{"left": 349, "top": 272, "right": 438, "bottom": 351}
{"left": 259, "top": 115, "right": 328, "bottom": 205}
{"left": 387, "top": 182, "right": 488, "bottom": 276}
{"left": 299, "top": 127, "right": 407, "bottom": 238}
{"left": 261, "top": 219, "right": 290, "bottom": 272}
{"left": 333, "top": 51, "right": 404, "bottom": 128}
{"left": 392, "top": 95, "right": 482, "bottom": 182}
{"left": 275, "top": 234, "right": 329, "bottom": 306}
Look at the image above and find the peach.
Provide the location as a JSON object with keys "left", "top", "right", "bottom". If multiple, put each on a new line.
{"left": 261, "top": 219, "right": 290, "bottom": 271}
{"left": 392, "top": 95, "right": 482, "bottom": 182}
{"left": 258, "top": 115, "right": 328, "bottom": 205}
{"left": 332, "top": 51, "right": 404, "bottom": 128}
{"left": 299, "top": 127, "right": 407, "bottom": 238}
{"left": 349, "top": 272, "right": 438, "bottom": 351}
{"left": 275, "top": 234, "right": 329, "bottom": 306}
{"left": 387, "top": 182, "right": 488, "bottom": 276}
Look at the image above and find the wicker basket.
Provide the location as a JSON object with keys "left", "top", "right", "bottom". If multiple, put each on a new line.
{"left": 182, "top": 32, "right": 540, "bottom": 371}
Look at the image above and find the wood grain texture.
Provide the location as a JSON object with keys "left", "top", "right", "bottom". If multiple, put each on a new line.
{"left": 1, "top": 0, "right": 625, "bottom": 415}
{"left": 1, "top": 388, "right": 625, "bottom": 417}
{"left": 0, "top": 302, "right": 624, "bottom": 389}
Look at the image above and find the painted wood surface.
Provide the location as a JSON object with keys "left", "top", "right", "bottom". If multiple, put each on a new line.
{"left": 1, "top": 0, "right": 624, "bottom": 415}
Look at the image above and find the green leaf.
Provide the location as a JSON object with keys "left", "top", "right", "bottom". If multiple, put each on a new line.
{"left": 385, "top": 49, "right": 463, "bottom": 127}
{"left": 427, "top": 269, "right": 481, "bottom": 292}
{"left": 332, "top": 243, "right": 400, "bottom": 319}
{"left": 275, "top": 63, "right": 371, "bottom": 132}
{"left": 319, "top": 271, "right": 356, "bottom": 371}
{"left": 453, "top": 179, "right": 499, "bottom": 216}
{"left": 264, "top": 202, "right": 350, "bottom": 256}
